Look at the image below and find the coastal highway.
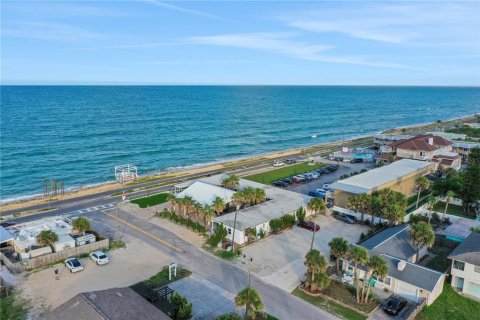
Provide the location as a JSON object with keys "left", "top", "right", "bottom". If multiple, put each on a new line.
{"left": 1, "top": 139, "right": 372, "bottom": 222}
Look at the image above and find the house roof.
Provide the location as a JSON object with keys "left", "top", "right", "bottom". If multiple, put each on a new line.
{"left": 452, "top": 142, "right": 480, "bottom": 149}
{"left": 330, "top": 159, "right": 433, "bottom": 194}
{"left": 448, "top": 232, "right": 480, "bottom": 266}
{"left": 0, "top": 226, "right": 14, "bottom": 244}
{"left": 358, "top": 225, "right": 416, "bottom": 261}
{"left": 44, "top": 287, "right": 170, "bottom": 320}
{"left": 176, "top": 181, "right": 236, "bottom": 206}
{"left": 390, "top": 134, "right": 452, "bottom": 152}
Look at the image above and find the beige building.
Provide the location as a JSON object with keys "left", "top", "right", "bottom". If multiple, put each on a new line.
{"left": 452, "top": 141, "right": 480, "bottom": 162}
{"left": 448, "top": 233, "right": 480, "bottom": 300}
{"left": 331, "top": 159, "right": 435, "bottom": 208}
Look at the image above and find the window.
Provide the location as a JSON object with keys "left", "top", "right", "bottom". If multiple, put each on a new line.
{"left": 474, "top": 266, "right": 480, "bottom": 273}
{"left": 384, "top": 277, "right": 391, "bottom": 286}
{"left": 453, "top": 260, "right": 465, "bottom": 271}
{"left": 228, "top": 228, "right": 232, "bottom": 235}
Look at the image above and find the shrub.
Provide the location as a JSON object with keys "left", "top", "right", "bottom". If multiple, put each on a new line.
{"left": 169, "top": 292, "right": 192, "bottom": 320}
{"left": 258, "top": 228, "right": 266, "bottom": 239}
{"left": 215, "top": 312, "right": 243, "bottom": 320}
{"left": 296, "top": 207, "right": 306, "bottom": 222}
{"left": 207, "top": 225, "right": 227, "bottom": 248}
{"left": 37, "top": 230, "right": 58, "bottom": 247}
{"left": 360, "top": 168, "right": 368, "bottom": 173}
{"left": 281, "top": 214, "right": 296, "bottom": 228}
{"left": 72, "top": 217, "right": 91, "bottom": 235}
{"left": 269, "top": 219, "right": 282, "bottom": 232}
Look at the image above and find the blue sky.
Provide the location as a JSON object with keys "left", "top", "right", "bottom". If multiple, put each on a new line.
{"left": 2, "top": 0, "right": 480, "bottom": 85}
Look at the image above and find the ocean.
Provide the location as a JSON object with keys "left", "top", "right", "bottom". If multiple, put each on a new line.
{"left": 1, "top": 86, "right": 479, "bottom": 202}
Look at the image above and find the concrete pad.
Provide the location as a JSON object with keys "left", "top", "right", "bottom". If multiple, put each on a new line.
{"left": 169, "top": 273, "right": 238, "bottom": 320}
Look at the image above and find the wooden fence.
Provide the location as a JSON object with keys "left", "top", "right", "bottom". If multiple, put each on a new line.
{"left": 1, "top": 238, "right": 109, "bottom": 274}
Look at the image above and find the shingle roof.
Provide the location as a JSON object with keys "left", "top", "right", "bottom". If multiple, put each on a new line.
{"left": 390, "top": 134, "right": 452, "bottom": 151}
{"left": 448, "top": 232, "right": 480, "bottom": 266}
{"left": 359, "top": 225, "right": 416, "bottom": 261}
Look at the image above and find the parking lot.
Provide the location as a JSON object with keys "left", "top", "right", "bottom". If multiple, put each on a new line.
{"left": 237, "top": 215, "right": 369, "bottom": 292}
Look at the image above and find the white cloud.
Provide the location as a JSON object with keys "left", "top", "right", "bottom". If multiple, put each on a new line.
{"left": 142, "top": 0, "right": 220, "bottom": 19}
{"left": 3, "top": 22, "right": 104, "bottom": 41}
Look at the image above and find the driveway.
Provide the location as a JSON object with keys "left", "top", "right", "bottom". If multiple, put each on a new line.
{"left": 238, "top": 215, "right": 369, "bottom": 292}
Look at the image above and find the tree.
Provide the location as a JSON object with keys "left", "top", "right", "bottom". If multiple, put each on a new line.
{"left": 415, "top": 176, "right": 430, "bottom": 209}
{"left": 222, "top": 175, "right": 240, "bottom": 190}
{"left": 296, "top": 207, "right": 306, "bottom": 222}
{"left": 72, "top": 217, "right": 91, "bottom": 235}
{"left": 409, "top": 223, "right": 435, "bottom": 263}
{"left": 459, "top": 147, "right": 480, "bottom": 216}
{"left": 328, "top": 237, "right": 350, "bottom": 276}
{"left": 193, "top": 201, "right": 203, "bottom": 222}
{"left": 254, "top": 188, "right": 266, "bottom": 204}
{"left": 166, "top": 193, "right": 177, "bottom": 213}
{"left": 232, "top": 191, "right": 246, "bottom": 210}
{"left": 350, "top": 246, "right": 369, "bottom": 302}
{"left": 362, "top": 255, "right": 388, "bottom": 303}
{"left": 202, "top": 204, "right": 215, "bottom": 228}
{"left": 443, "top": 190, "right": 455, "bottom": 220}
{"left": 182, "top": 196, "right": 194, "bottom": 218}
{"left": 426, "top": 196, "right": 438, "bottom": 225}
{"left": 235, "top": 287, "right": 264, "bottom": 320}
{"left": 212, "top": 196, "right": 226, "bottom": 215}
{"left": 384, "top": 204, "right": 405, "bottom": 225}
{"left": 37, "top": 230, "right": 58, "bottom": 247}
{"left": 304, "top": 249, "right": 328, "bottom": 292}
{"left": 307, "top": 197, "right": 326, "bottom": 215}
{"left": 169, "top": 292, "right": 192, "bottom": 320}
{"left": 215, "top": 313, "right": 243, "bottom": 320}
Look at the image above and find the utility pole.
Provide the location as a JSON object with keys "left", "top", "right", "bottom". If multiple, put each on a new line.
{"left": 231, "top": 210, "right": 238, "bottom": 252}
{"left": 246, "top": 272, "right": 251, "bottom": 320}
{"left": 310, "top": 222, "right": 317, "bottom": 251}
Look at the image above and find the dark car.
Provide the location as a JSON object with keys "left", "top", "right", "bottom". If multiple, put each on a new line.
{"left": 282, "top": 178, "right": 294, "bottom": 184}
{"left": 0, "top": 221, "right": 16, "bottom": 228}
{"left": 351, "top": 158, "right": 364, "bottom": 163}
{"left": 273, "top": 181, "right": 288, "bottom": 187}
{"left": 285, "top": 159, "right": 297, "bottom": 164}
{"left": 382, "top": 296, "right": 408, "bottom": 315}
{"left": 308, "top": 191, "right": 326, "bottom": 199}
{"left": 334, "top": 214, "right": 356, "bottom": 224}
{"left": 298, "top": 220, "right": 320, "bottom": 231}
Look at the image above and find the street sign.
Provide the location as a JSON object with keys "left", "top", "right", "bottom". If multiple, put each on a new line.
{"left": 169, "top": 262, "right": 177, "bottom": 280}
{"left": 121, "top": 192, "right": 126, "bottom": 202}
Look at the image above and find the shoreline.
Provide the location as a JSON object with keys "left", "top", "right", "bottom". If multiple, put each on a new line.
{"left": 0, "top": 113, "right": 475, "bottom": 212}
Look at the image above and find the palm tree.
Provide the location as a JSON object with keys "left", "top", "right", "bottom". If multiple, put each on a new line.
{"left": 37, "top": 230, "right": 58, "bottom": 247}
{"left": 443, "top": 190, "right": 455, "bottom": 220}
{"left": 222, "top": 175, "right": 240, "bottom": 190}
{"left": 212, "top": 196, "right": 226, "bottom": 216}
{"left": 193, "top": 201, "right": 203, "bottom": 223}
{"left": 426, "top": 196, "right": 438, "bottom": 225}
{"left": 350, "top": 246, "right": 369, "bottom": 302}
{"left": 254, "top": 188, "right": 266, "bottom": 204}
{"left": 235, "top": 287, "right": 264, "bottom": 320}
{"left": 328, "top": 237, "right": 350, "bottom": 276}
{"left": 415, "top": 176, "right": 430, "bottom": 209}
{"left": 72, "top": 217, "right": 91, "bottom": 235}
{"left": 182, "top": 196, "right": 194, "bottom": 219}
{"left": 304, "top": 249, "right": 328, "bottom": 292}
{"left": 307, "top": 197, "right": 326, "bottom": 215}
{"left": 409, "top": 223, "right": 435, "bottom": 263}
{"left": 232, "top": 191, "right": 246, "bottom": 210}
{"left": 362, "top": 255, "right": 389, "bottom": 303}
{"left": 166, "top": 193, "right": 177, "bottom": 213}
{"left": 385, "top": 204, "right": 405, "bottom": 226}
{"left": 202, "top": 204, "right": 215, "bottom": 228}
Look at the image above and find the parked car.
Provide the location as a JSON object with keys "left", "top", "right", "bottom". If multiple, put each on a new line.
{"left": 282, "top": 178, "right": 294, "bottom": 184}
{"left": 89, "top": 251, "right": 109, "bottom": 265}
{"left": 298, "top": 220, "right": 320, "bottom": 231}
{"left": 272, "top": 161, "right": 284, "bottom": 167}
{"left": 309, "top": 191, "right": 326, "bottom": 198}
{"left": 291, "top": 176, "right": 302, "bottom": 183}
{"left": 65, "top": 258, "right": 84, "bottom": 273}
{"left": 322, "top": 184, "right": 332, "bottom": 191}
{"left": 351, "top": 158, "right": 363, "bottom": 163}
{"left": 273, "top": 181, "right": 288, "bottom": 187}
{"left": 284, "top": 159, "right": 297, "bottom": 164}
{"left": 0, "top": 221, "right": 16, "bottom": 228}
{"left": 334, "top": 214, "right": 356, "bottom": 224}
{"left": 310, "top": 172, "right": 319, "bottom": 179}
{"left": 293, "top": 175, "right": 305, "bottom": 182}
{"left": 382, "top": 296, "right": 408, "bottom": 315}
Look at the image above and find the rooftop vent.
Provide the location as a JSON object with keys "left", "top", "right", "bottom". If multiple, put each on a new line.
{"left": 428, "top": 137, "right": 434, "bottom": 145}
{"left": 397, "top": 260, "right": 407, "bottom": 271}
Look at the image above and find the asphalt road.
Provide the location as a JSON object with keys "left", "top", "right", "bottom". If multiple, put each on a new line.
{"left": 87, "top": 208, "right": 340, "bottom": 320}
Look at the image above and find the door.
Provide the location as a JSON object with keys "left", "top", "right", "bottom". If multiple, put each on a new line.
{"left": 455, "top": 277, "right": 465, "bottom": 290}
{"left": 467, "top": 282, "right": 480, "bottom": 298}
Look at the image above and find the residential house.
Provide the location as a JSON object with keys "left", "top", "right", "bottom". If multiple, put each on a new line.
{"left": 452, "top": 141, "right": 480, "bottom": 163}
{"left": 448, "top": 232, "right": 480, "bottom": 300}
{"left": 373, "top": 134, "right": 412, "bottom": 149}
{"left": 341, "top": 225, "right": 446, "bottom": 305}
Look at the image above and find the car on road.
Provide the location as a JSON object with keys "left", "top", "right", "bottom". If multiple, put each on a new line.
{"left": 298, "top": 220, "right": 320, "bottom": 231}
{"left": 273, "top": 181, "right": 288, "bottom": 187}
{"left": 0, "top": 221, "right": 16, "bottom": 228}
{"left": 65, "top": 258, "right": 84, "bottom": 273}
{"left": 272, "top": 161, "right": 284, "bottom": 167}
{"left": 334, "top": 214, "right": 356, "bottom": 224}
{"left": 89, "top": 251, "right": 109, "bottom": 265}
{"left": 382, "top": 296, "right": 408, "bottom": 315}
{"left": 284, "top": 159, "right": 297, "bottom": 164}
{"left": 351, "top": 158, "right": 364, "bottom": 163}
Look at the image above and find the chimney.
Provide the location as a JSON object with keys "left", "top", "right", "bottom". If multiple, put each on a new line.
{"left": 397, "top": 260, "right": 406, "bottom": 271}
{"left": 428, "top": 137, "right": 434, "bottom": 145}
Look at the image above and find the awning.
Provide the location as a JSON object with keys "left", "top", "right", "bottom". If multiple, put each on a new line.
{"left": 0, "top": 226, "right": 14, "bottom": 244}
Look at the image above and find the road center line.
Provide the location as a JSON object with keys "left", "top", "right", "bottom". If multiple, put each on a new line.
{"left": 103, "top": 211, "right": 184, "bottom": 253}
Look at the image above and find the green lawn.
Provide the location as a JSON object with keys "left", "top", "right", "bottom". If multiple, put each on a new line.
{"left": 130, "top": 193, "right": 169, "bottom": 208}
{"left": 292, "top": 287, "right": 367, "bottom": 320}
{"left": 0, "top": 291, "right": 28, "bottom": 320}
{"left": 245, "top": 163, "right": 327, "bottom": 185}
{"left": 424, "top": 244, "right": 453, "bottom": 272}
{"left": 433, "top": 202, "right": 475, "bottom": 220}
{"left": 417, "top": 283, "right": 480, "bottom": 320}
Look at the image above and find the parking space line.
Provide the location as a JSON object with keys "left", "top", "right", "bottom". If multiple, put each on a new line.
{"left": 103, "top": 211, "right": 184, "bottom": 253}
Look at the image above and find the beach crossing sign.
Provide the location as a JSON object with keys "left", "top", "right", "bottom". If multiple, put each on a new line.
{"left": 121, "top": 192, "right": 126, "bottom": 202}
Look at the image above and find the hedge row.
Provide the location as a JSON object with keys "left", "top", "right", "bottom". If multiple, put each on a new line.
{"left": 158, "top": 210, "right": 206, "bottom": 234}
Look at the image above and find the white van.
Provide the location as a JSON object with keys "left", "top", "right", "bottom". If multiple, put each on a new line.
{"left": 75, "top": 233, "right": 96, "bottom": 246}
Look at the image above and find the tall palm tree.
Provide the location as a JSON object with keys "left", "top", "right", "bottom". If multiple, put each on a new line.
{"left": 426, "top": 196, "right": 438, "bottom": 225}
{"left": 202, "top": 204, "right": 215, "bottom": 228}
{"left": 235, "top": 287, "right": 264, "bottom": 320}
{"left": 212, "top": 196, "right": 226, "bottom": 216}
{"left": 193, "top": 201, "right": 203, "bottom": 222}
{"left": 328, "top": 237, "right": 350, "bottom": 276}
{"left": 232, "top": 191, "right": 246, "bottom": 210}
{"left": 222, "top": 175, "right": 240, "bottom": 190}
{"left": 443, "top": 190, "right": 455, "bottom": 220}
{"left": 182, "top": 196, "right": 194, "bottom": 219}
{"left": 409, "top": 223, "right": 435, "bottom": 263}
{"left": 254, "top": 188, "right": 266, "bottom": 204}
{"left": 415, "top": 176, "right": 430, "bottom": 209}
{"left": 385, "top": 204, "right": 405, "bottom": 226}
{"left": 166, "top": 193, "right": 177, "bottom": 214}
{"left": 304, "top": 249, "right": 328, "bottom": 292}
{"left": 362, "top": 255, "right": 389, "bottom": 303}
{"left": 350, "top": 246, "right": 369, "bottom": 302}
{"left": 307, "top": 197, "right": 326, "bottom": 215}
{"left": 242, "top": 187, "right": 255, "bottom": 206}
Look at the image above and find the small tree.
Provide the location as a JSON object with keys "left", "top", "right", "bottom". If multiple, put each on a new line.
{"left": 304, "top": 249, "right": 329, "bottom": 292}
{"left": 350, "top": 246, "right": 369, "bottom": 302}
{"left": 308, "top": 197, "right": 326, "bottom": 215}
{"left": 207, "top": 225, "right": 228, "bottom": 248}
{"left": 362, "top": 255, "right": 388, "bottom": 303}
{"left": 202, "top": 204, "right": 215, "bottom": 228}
{"left": 426, "top": 196, "right": 438, "bottom": 225}
{"left": 245, "top": 227, "right": 257, "bottom": 243}
{"left": 328, "top": 237, "right": 350, "bottom": 276}
{"left": 415, "top": 176, "right": 430, "bottom": 209}
{"left": 169, "top": 292, "right": 192, "bottom": 320}
{"left": 235, "top": 287, "right": 264, "bottom": 320}
{"left": 443, "top": 190, "right": 455, "bottom": 220}
{"left": 215, "top": 313, "right": 243, "bottom": 320}
{"left": 37, "top": 230, "right": 58, "bottom": 247}
{"left": 296, "top": 207, "right": 306, "bottom": 222}
{"left": 72, "top": 217, "right": 91, "bottom": 235}
{"left": 212, "top": 196, "right": 226, "bottom": 215}
{"left": 409, "top": 223, "right": 435, "bottom": 263}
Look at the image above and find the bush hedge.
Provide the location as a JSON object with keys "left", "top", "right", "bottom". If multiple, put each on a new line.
{"left": 157, "top": 209, "right": 206, "bottom": 233}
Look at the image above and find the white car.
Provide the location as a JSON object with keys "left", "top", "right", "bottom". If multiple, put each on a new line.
{"left": 65, "top": 258, "right": 84, "bottom": 273}
{"left": 89, "top": 251, "right": 109, "bottom": 265}
{"left": 272, "top": 161, "right": 284, "bottom": 167}
{"left": 322, "top": 184, "right": 332, "bottom": 191}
